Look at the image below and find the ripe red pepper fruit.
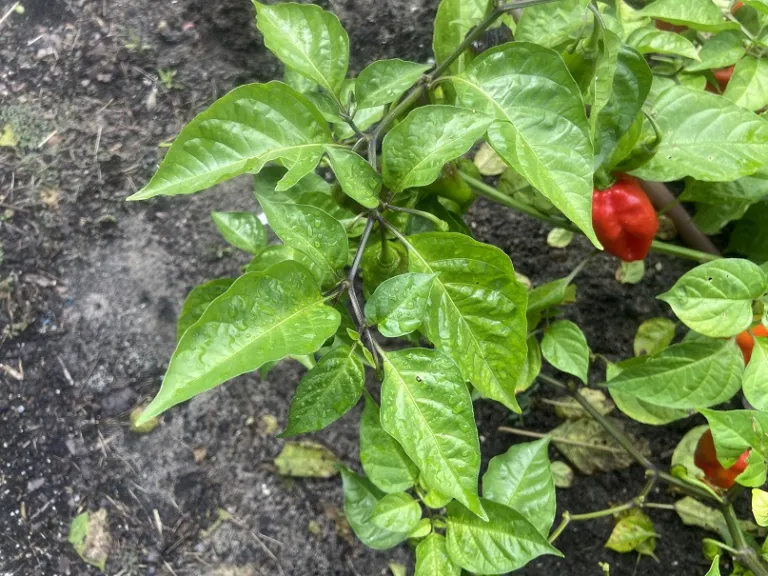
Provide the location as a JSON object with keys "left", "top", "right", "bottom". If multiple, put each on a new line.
{"left": 735, "top": 324, "right": 768, "bottom": 364}
{"left": 706, "top": 66, "right": 735, "bottom": 93}
{"left": 592, "top": 175, "right": 659, "bottom": 262}
{"left": 694, "top": 429, "right": 750, "bottom": 489}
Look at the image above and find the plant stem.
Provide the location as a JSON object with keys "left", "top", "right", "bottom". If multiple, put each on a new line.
{"left": 498, "top": 426, "right": 627, "bottom": 454}
{"left": 384, "top": 203, "right": 448, "bottom": 230}
{"left": 722, "top": 503, "right": 768, "bottom": 576}
{"left": 379, "top": 224, "right": 393, "bottom": 265}
{"left": 346, "top": 217, "right": 379, "bottom": 363}
{"left": 537, "top": 373, "right": 723, "bottom": 504}
{"left": 459, "top": 171, "right": 720, "bottom": 264}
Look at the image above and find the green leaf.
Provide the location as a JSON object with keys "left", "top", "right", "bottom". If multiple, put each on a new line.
{"left": 682, "top": 167, "right": 768, "bottom": 204}
{"left": 590, "top": 30, "right": 623, "bottom": 167}
{"left": 137, "top": 261, "right": 341, "bottom": 423}
{"left": 432, "top": 0, "right": 492, "bottom": 74}
{"left": 638, "top": 0, "right": 738, "bottom": 31}
{"left": 274, "top": 441, "right": 338, "bottom": 477}
{"left": 474, "top": 142, "right": 508, "bottom": 176}
{"left": 724, "top": 56, "right": 768, "bottom": 111}
{"left": 128, "top": 82, "right": 331, "bottom": 200}
{"left": 634, "top": 317, "right": 676, "bottom": 357}
{"left": 630, "top": 85, "right": 768, "bottom": 182}
{"left": 177, "top": 278, "right": 235, "bottom": 341}
{"left": 380, "top": 348, "right": 484, "bottom": 519}
{"left": 553, "top": 417, "right": 648, "bottom": 473}
{"left": 743, "top": 336, "right": 768, "bottom": 411}
{"left": 246, "top": 244, "right": 334, "bottom": 288}
{"left": 254, "top": 2, "right": 348, "bottom": 95}
{"left": 364, "top": 273, "right": 437, "bottom": 338}
{"left": 368, "top": 492, "right": 422, "bottom": 533}
{"left": 605, "top": 510, "right": 657, "bottom": 555}
{"left": 551, "top": 388, "right": 614, "bottom": 420}
{"left": 658, "top": 259, "right": 767, "bottom": 338}
{"left": 701, "top": 409, "right": 768, "bottom": 464}
{"left": 339, "top": 466, "right": 408, "bottom": 550}
{"left": 453, "top": 42, "right": 598, "bottom": 247}
{"left": 516, "top": 0, "right": 591, "bottom": 49}
{"left": 381, "top": 105, "right": 492, "bottom": 193}
{"left": 541, "top": 320, "right": 590, "bottom": 383}
{"left": 68, "top": 509, "right": 110, "bottom": 571}
{"left": 606, "top": 340, "right": 744, "bottom": 410}
{"left": 616, "top": 260, "right": 646, "bottom": 285}
{"left": 446, "top": 499, "right": 563, "bottom": 574}
{"left": 627, "top": 26, "right": 700, "bottom": 59}
{"left": 686, "top": 31, "right": 746, "bottom": 72}
{"left": 547, "top": 228, "right": 574, "bottom": 248}
{"left": 254, "top": 164, "right": 332, "bottom": 197}
{"left": 360, "top": 392, "right": 420, "bottom": 493}
{"left": 324, "top": 147, "right": 381, "bottom": 209}
{"left": 256, "top": 195, "right": 348, "bottom": 280}
{"left": 415, "top": 534, "right": 461, "bottom": 576}
{"left": 674, "top": 496, "right": 731, "bottom": 542}
{"left": 517, "top": 335, "right": 542, "bottom": 393}
{"left": 694, "top": 199, "right": 754, "bottom": 235}
{"left": 355, "top": 59, "right": 430, "bottom": 110}
{"left": 406, "top": 233, "right": 528, "bottom": 412}
{"left": 334, "top": 104, "right": 385, "bottom": 139}
{"left": 729, "top": 201, "right": 768, "bottom": 262}
{"left": 607, "top": 358, "right": 689, "bottom": 423}
{"left": 482, "top": 438, "right": 556, "bottom": 536}
{"left": 409, "top": 518, "right": 433, "bottom": 539}
{"left": 211, "top": 211, "right": 267, "bottom": 254}
{"left": 282, "top": 345, "right": 364, "bottom": 436}
{"left": 706, "top": 556, "right": 722, "bottom": 576}
{"left": 753, "top": 489, "right": 768, "bottom": 527}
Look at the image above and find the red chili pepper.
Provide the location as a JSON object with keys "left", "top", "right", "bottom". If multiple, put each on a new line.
{"left": 592, "top": 175, "right": 659, "bottom": 262}
{"left": 694, "top": 429, "right": 750, "bottom": 489}
{"left": 735, "top": 324, "right": 768, "bottom": 364}
{"left": 706, "top": 66, "right": 735, "bottom": 93}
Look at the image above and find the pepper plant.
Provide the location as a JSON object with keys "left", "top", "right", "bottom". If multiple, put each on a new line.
{"left": 128, "top": 0, "right": 768, "bottom": 573}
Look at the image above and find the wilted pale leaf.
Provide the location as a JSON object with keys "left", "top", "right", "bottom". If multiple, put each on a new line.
{"left": 274, "top": 441, "right": 339, "bottom": 478}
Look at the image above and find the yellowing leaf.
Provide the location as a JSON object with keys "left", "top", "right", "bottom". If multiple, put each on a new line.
{"left": 0, "top": 124, "right": 19, "bottom": 147}
{"left": 274, "top": 441, "right": 339, "bottom": 478}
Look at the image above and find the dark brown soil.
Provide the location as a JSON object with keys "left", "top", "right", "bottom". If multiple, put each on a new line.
{"left": 0, "top": 1, "right": 736, "bottom": 575}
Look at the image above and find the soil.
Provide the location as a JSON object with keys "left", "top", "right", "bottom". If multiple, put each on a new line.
{"left": 0, "top": 0, "right": 737, "bottom": 575}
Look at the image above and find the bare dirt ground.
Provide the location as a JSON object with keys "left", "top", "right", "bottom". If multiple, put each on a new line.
{"left": 0, "top": 0, "right": 726, "bottom": 574}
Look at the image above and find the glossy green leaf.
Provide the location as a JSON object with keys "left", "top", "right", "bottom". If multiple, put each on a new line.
{"left": 627, "top": 26, "right": 700, "bottom": 59}
{"left": 606, "top": 339, "right": 744, "bottom": 410}
{"left": 482, "top": 438, "right": 556, "bottom": 536}
{"left": 409, "top": 518, "right": 433, "bottom": 539}
{"left": 380, "top": 348, "right": 485, "bottom": 519}
{"left": 742, "top": 335, "right": 768, "bottom": 411}
{"left": 282, "top": 345, "right": 364, "bottom": 436}
{"left": 634, "top": 317, "right": 676, "bottom": 357}
{"left": 325, "top": 147, "right": 381, "bottom": 209}
{"left": 527, "top": 278, "right": 571, "bottom": 317}
{"left": 694, "top": 199, "right": 754, "bottom": 234}
{"left": 364, "top": 273, "right": 437, "bottom": 338}
{"left": 608, "top": 357, "right": 693, "bottom": 424}
{"left": 701, "top": 409, "right": 768, "bottom": 464}
{"left": 339, "top": 466, "right": 407, "bottom": 550}
{"left": 128, "top": 82, "right": 331, "bottom": 200}
{"left": 729, "top": 201, "right": 768, "bottom": 262}
{"left": 415, "top": 534, "right": 461, "bottom": 576}
{"left": 446, "top": 499, "right": 562, "bottom": 574}
{"left": 541, "top": 320, "right": 590, "bottom": 383}
{"left": 589, "top": 28, "right": 621, "bottom": 152}
{"left": 453, "top": 42, "right": 598, "bottom": 246}
{"left": 177, "top": 278, "right": 235, "bottom": 341}
{"left": 211, "top": 211, "right": 267, "bottom": 254}
{"left": 630, "top": 85, "right": 768, "bottom": 182}
{"left": 254, "top": 164, "right": 331, "bottom": 197}
{"left": 682, "top": 167, "right": 768, "bottom": 204}
{"left": 638, "top": 0, "right": 738, "bottom": 31}
{"left": 406, "top": 233, "right": 528, "bottom": 412}
{"left": 137, "top": 261, "right": 341, "bottom": 424}
{"left": 369, "top": 492, "right": 422, "bottom": 533}
{"left": 432, "top": 0, "right": 492, "bottom": 74}
{"left": 516, "top": 0, "right": 591, "bottom": 48}
{"left": 355, "top": 59, "right": 430, "bottom": 110}
{"left": 360, "top": 392, "right": 420, "bottom": 493}
{"left": 724, "top": 56, "right": 768, "bottom": 111}
{"left": 254, "top": 2, "right": 348, "bottom": 95}
{"left": 256, "top": 195, "right": 348, "bottom": 280}
{"left": 658, "top": 259, "right": 767, "bottom": 338}
{"left": 382, "top": 105, "right": 492, "bottom": 193}
{"left": 246, "top": 244, "right": 334, "bottom": 288}
{"left": 686, "top": 31, "right": 746, "bottom": 72}
{"left": 517, "top": 335, "right": 542, "bottom": 393}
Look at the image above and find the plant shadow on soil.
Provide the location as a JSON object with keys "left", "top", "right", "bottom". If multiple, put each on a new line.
{"left": 0, "top": 0, "right": 735, "bottom": 574}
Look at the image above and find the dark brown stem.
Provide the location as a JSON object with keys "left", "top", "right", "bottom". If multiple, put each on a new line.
{"left": 639, "top": 181, "right": 721, "bottom": 257}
